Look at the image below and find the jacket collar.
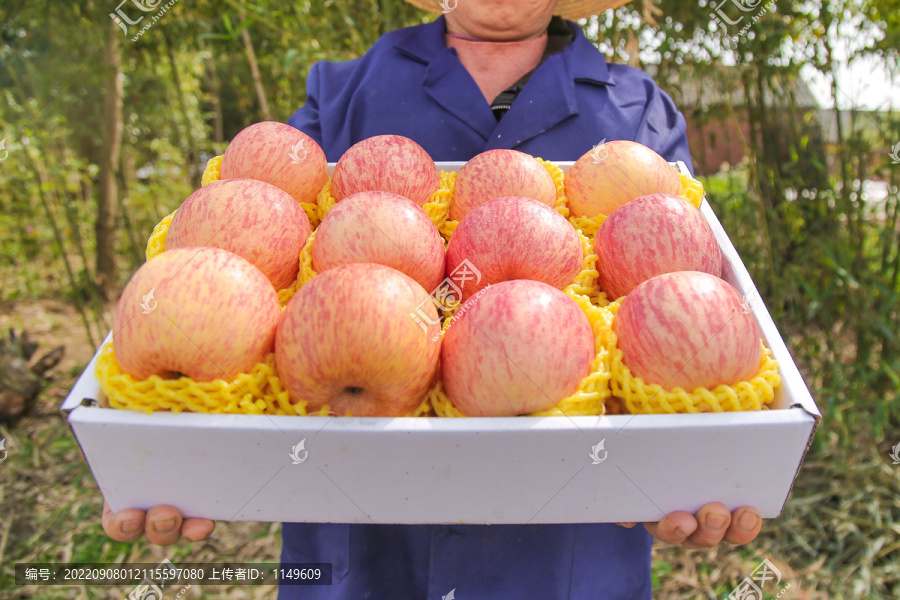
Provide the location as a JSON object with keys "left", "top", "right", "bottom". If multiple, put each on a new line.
{"left": 394, "top": 16, "right": 614, "bottom": 86}
{"left": 393, "top": 17, "right": 615, "bottom": 148}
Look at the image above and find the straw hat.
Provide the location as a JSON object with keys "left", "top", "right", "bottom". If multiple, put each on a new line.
{"left": 404, "top": 0, "right": 632, "bottom": 21}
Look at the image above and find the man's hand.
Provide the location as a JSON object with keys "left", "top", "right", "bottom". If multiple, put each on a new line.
{"left": 619, "top": 503, "right": 761, "bottom": 549}
{"left": 101, "top": 501, "right": 215, "bottom": 546}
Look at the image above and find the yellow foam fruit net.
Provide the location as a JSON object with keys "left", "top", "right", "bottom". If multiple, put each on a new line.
{"left": 568, "top": 171, "right": 705, "bottom": 238}
{"left": 604, "top": 299, "right": 781, "bottom": 414}
{"left": 96, "top": 344, "right": 311, "bottom": 415}
{"left": 429, "top": 288, "right": 613, "bottom": 417}
{"left": 95, "top": 342, "right": 435, "bottom": 417}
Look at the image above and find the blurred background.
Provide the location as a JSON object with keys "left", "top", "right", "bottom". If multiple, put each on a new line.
{"left": 1, "top": 0, "right": 898, "bottom": 598}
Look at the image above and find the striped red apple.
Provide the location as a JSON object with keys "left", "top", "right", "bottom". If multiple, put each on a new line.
{"left": 331, "top": 135, "right": 439, "bottom": 206}
{"left": 565, "top": 140, "right": 683, "bottom": 218}
{"left": 219, "top": 121, "right": 328, "bottom": 205}
{"left": 441, "top": 280, "right": 594, "bottom": 416}
{"left": 445, "top": 196, "right": 582, "bottom": 301}
{"left": 276, "top": 263, "right": 441, "bottom": 416}
{"left": 614, "top": 271, "right": 761, "bottom": 391}
{"left": 594, "top": 193, "right": 722, "bottom": 299}
{"left": 113, "top": 247, "right": 282, "bottom": 382}
{"left": 312, "top": 191, "right": 446, "bottom": 292}
{"left": 166, "top": 179, "right": 312, "bottom": 290}
{"left": 449, "top": 149, "right": 557, "bottom": 221}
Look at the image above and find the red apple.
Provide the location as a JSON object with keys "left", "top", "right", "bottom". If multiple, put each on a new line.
{"left": 276, "top": 263, "right": 441, "bottom": 416}
{"left": 167, "top": 179, "right": 312, "bottom": 290}
{"left": 565, "top": 140, "right": 683, "bottom": 218}
{"left": 330, "top": 135, "right": 439, "bottom": 206}
{"left": 449, "top": 149, "right": 557, "bottom": 221}
{"left": 445, "top": 196, "right": 582, "bottom": 301}
{"left": 312, "top": 191, "right": 445, "bottom": 292}
{"left": 614, "top": 271, "right": 761, "bottom": 391}
{"left": 113, "top": 247, "right": 281, "bottom": 382}
{"left": 594, "top": 193, "right": 722, "bottom": 299}
{"left": 441, "top": 280, "right": 594, "bottom": 416}
{"left": 219, "top": 121, "right": 328, "bottom": 204}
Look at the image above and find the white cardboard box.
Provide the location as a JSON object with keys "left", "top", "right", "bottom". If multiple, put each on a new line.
{"left": 61, "top": 162, "right": 820, "bottom": 524}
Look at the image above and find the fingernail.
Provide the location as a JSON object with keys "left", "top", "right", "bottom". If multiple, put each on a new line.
{"left": 154, "top": 518, "right": 177, "bottom": 534}
{"left": 706, "top": 513, "right": 727, "bottom": 531}
{"left": 738, "top": 511, "right": 760, "bottom": 531}
{"left": 122, "top": 519, "right": 142, "bottom": 534}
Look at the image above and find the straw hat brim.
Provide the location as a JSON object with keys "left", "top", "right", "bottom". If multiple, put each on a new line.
{"left": 404, "top": 0, "right": 632, "bottom": 21}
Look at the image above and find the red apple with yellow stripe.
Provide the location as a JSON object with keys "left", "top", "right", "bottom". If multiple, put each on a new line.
{"left": 594, "top": 193, "right": 721, "bottom": 299}
{"left": 331, "top": 135, "right": 439, "bottom": 206}
{"left": 614, "top": 271, "right": 761, "bottom": 391}
{"left": 566, "top": 140, "right": 682, "bottom": 218}
{"left": 445, "top": 196, "right": 582, "bottom": 301}
{"left": 219, "top": 121, "right": 327, "bottom": 205}
{"left": 441, "top": 280, "right": 594, "bottom": 416}
{"left": 114, "top": 247, "right": 282, "bottom": 382}
{"left": 276, "top": 263, "right": 441, "bottom": 416}
{"left": 167, "top": 179, "right": 311, "bottom": 290}
{"left": 449, "top": 149, "right": 557, "bottom": 221}
{"left": 312, "top": 191, "right": 445, "bottom": 292}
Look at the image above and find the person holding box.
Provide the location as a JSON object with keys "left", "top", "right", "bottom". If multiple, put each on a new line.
{"left": 103, "top": 1, "right": 763, "bottom": 598}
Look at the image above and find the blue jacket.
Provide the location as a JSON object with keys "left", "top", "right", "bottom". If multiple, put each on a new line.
{"left": 282, "top": 16, "right": 693, "bottom": 600}
{"left": 287, "top": 17, "right": 693, "bottom": 171}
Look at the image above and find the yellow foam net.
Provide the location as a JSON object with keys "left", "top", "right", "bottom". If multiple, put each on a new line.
{"left": 96, "top": 343, "right": 310, "bottom": 415}
{"left": 96, "top": 341, "right": 436, "bottom": 417}
{"left": 604, "top": 299, "right": 780, "bottom": 414}
{"left": 568, "top": 171, "right": 705, "bottom": 238}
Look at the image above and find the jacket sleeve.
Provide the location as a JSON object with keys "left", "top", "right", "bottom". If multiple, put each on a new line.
{"left": 286, "top": 62, "right": 325, "bottom": 149}
{"left": 633, "top": 85, "right": 695, "bottom": 175}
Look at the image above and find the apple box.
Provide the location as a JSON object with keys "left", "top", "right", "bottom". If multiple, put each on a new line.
{"left": 61, "top": 162, "right": 820, "bottom": 524}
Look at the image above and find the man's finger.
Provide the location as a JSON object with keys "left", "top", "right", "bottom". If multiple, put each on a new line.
{"left": 684, "top": 503, "right": 731, "bottom": 549}
{"left": 183, "top": 518, "right": 216, "bottom": 542}
{"left": 144, "top": 505, "right": 184, "bottom": 546}
{"left": 101, "top": 501, "right": 146, "bottom": 543}
{"left": 644, "top": 511, "right": 697, "bottom": 544}
{"left": 724, "top": 507, "right": 762, "bottom": 545}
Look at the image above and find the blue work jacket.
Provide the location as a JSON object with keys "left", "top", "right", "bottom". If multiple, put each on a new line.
{"left": 287, "top": 16, "right": 693, "bottom": 171}
{"left": 281, "top": 16, "right": 693, "bottom": 600}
